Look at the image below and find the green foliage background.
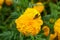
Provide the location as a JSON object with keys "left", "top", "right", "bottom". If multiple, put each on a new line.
{"left": 0, "top": 0, "right": 60, "bottom": 40}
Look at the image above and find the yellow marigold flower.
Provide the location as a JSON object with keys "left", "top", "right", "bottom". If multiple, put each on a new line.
{"left": 49, "top": 32, "right": 57, "bottom": 40}
{"left": 54, "top": 18, "right": 60, "bottom": 40}
{"left": 42, "top": 26, "right": 50, "bottom": 36}
{"left": 54, "top": 18, "right": 60, "bottom": 33}
{"left": 33, "top": 2, "right": 44, "bottom": 13}
{"left": 15, "top": 8, "right": 43, "bottom": 36}
{"left": 0, "top": 0, "right": 4, "bottom": 5}
{"left": 5, "top": 0, "right": 12, "bottom": 6}
{"left": 49, "top": 18, "right": 54, "bottom": 23}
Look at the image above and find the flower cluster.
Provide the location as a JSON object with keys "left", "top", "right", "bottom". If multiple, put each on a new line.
{"left": 0, "top": 0, "right": 12, "bottom": 9}
{"left": 15, "top": 1, "right": 59, "bottom": 40}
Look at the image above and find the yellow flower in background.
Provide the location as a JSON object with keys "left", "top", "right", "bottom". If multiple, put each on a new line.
{"left": 42, "top": 26, "right": 50, "bottom": 36}
{"left": 49, "top": 18, "right": 54, "bottom": 23}
{"left": 16, "top": 6, "right": 20, "bottom": 11}
{"left": 31, "top": 0, "right": 34, "bottom": 3}
{"left": 33, "top": 2, "right": 44, "bottom": 13}
{"left": 54, "top": 18, "right": 60, "bottom": 40}
{"left": 15, "top": 8, "right": 43, "bottom": 36}
{"left": 49, "top": 32, "right": 57, "bottom": 40}
{"left": 0, "top": 0, "right": 4, "bottom": 5}
{"left": 5, "top": 0, "right": 12, "bottom": 6}
{"left": 0, "top": 6, "right": 2, "bottom": 9}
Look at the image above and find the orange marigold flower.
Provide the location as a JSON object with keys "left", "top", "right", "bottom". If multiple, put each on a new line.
{"left": 33, "top": 2, "right": 44, "bottom": 13}
{"left": 54, "top": 18, "right": 60, "bottom": 40}
{"left": 0, "top": 0, "right": 4, "bottom": 5}
{"left": 5, "top": 0, "right": 12, "bottom": 6}
{"left": 15, "top": 8, "right": 43, "bottom": 36}
{"left": 58, "top": 33, "right": 60, "bottom": 40}
{"left": 49, "top": 32, "right": 57, "bottom": 40}
{"left": 42, "top": 26, "right": 50, "bottom": 36}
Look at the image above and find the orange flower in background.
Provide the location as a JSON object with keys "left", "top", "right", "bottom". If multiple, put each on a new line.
{"left": 15, "top": 8, "right": 43, "bottom": 36}
{"left": 0, "top": 0, "right": 4, "bottom": 5}
{"left": 5, "top": 0, "right": 12, "bottom": 6}
{"left": 54, "top": 18, "right": 60, "bottom": 40}
{"left": 33, "top": 2, "right": 44, "bottom": 13}
{"left": 49, "top": 32, "right": 57, "bottom": 40}
{"left": 42, "top": 26, "right": 50, "bottom": 36}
